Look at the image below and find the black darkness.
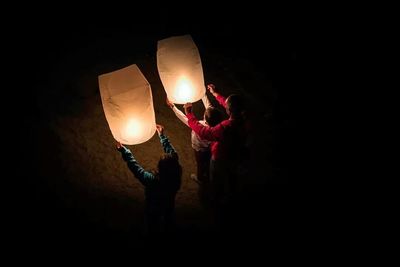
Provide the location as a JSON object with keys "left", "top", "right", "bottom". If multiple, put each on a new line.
{"left": 6, "top": 6, "right": 313, "bottom": 257}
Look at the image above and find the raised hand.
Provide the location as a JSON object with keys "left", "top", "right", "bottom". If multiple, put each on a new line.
{"left": 116, "top": 140, "right": 123, "bottom": 150}
{"left": 207, "top": 83, "right": 216, "bottom": 95}
{"left": 166, "top": 97, "right": 174, "bottom": 109}
{"left": 156, "top": 124, "right": 164, "bottom": 136}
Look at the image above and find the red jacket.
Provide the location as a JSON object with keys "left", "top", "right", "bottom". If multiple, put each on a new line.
{"left": 187, "top": 95, "right": 247, "bottom": 161}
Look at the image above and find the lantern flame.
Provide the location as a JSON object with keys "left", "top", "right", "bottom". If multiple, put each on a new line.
{"left": 123, "top": 118, "right": 142, "bottom": 140}
{"left": 175, "top": 76, "right": 194, "bottom": 103}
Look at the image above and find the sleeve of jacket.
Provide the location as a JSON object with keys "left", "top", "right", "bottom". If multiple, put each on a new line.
{"left": 159, "top": 134, "right": 178, "bottom": 159}
{"left": 187, "top": 112, "right": 224, "bottom": 141}
{"left": 172, "top": 106, "right": 189, "bottom": 127}
{"left": 119, "top": 146, "right": 156, "bottom": 186}
{"left": 215, "top": 95, "right": 227, "bottom": 108}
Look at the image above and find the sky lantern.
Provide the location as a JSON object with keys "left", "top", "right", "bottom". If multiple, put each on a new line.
{"left": 98, "top": 64, "right": 156, "bottom": 145}
{"left": 157, "top": 34, "right": 205, "bottom": 104}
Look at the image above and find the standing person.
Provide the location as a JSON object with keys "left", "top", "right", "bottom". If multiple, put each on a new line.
{"left": 116, "top": 124, "right": 182, "bottom": 236}
{"left": 184, "top": 84, "right": 247, "bottom": 210}
{"left": 166, "top": 95, "right": 222, "bottom": 185}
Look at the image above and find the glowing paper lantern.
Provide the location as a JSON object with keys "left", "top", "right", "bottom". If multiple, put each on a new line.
{"left": 98, "top": 64, "right": 156, "bottom": 145}
{"left": 157, "top": 34, "right": 205, "bottom": 104}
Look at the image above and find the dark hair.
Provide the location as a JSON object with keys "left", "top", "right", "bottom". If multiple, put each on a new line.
{"left": 158, "top": 153, "right": 182, "bottom": 191}
{"left": 226, "top": 94, "right": 245, "bottom": 117}
{"left": 204, "top": 107, "right": 223, "bottom": 127}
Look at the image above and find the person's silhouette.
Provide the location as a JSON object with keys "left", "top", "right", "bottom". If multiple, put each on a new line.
{"left": 116, "top": 124, "right": 182, "bottom": 236}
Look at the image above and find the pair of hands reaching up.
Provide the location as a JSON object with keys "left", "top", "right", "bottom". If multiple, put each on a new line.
{"left": 117, "top": 84, "right": 217, "bottom": 147}
{"left": 166, "top": 83, "right": 217, "bottom": 115}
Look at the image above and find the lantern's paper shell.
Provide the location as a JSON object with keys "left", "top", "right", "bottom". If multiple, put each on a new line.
{"left": 157, "top": 35, "right": 205, "bottom": 104}
{"left": 98, "top": 64, "right": 156, "bottom": 145}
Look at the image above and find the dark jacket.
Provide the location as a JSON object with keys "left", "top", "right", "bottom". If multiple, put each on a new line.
{"left": 119, "top": 134, "right": 181, "bottom": 216}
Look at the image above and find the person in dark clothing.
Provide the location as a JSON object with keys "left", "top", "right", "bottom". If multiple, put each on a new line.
{"left": 116, "top": 124, "right": 182, "bottom": 236}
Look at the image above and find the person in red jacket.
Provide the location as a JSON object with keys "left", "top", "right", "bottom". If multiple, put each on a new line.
{"left": 184, "top": 84, "right": 247, "bottom": 209}
{"left": 166, "top": 95, "right": 222, "bottom": 185}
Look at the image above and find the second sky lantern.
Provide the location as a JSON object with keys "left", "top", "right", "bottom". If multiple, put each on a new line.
{"left": 157, "top": 35, "right": 206, "bottom": 104}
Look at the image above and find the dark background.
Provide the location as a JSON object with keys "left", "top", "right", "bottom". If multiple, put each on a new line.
{"left": 7, "top": 6, "right": 305, "bottom": 255}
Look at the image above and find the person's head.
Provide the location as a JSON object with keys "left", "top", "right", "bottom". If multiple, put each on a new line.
{"left": 158, "top": 153, "right": 182, "bottom": 190}
{"left": 204, "top": 107, "right": 223, "bottom": 126}
{"left": 226, "top": 94, "right": 245, "bottom": 118}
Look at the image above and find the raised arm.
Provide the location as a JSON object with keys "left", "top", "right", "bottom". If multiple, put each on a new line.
{"left": 167, "top": 97, "right": 189, "bottom": 126}
{"left": 208, "top": 84, "right": 227, "bottom": 108}
{"left": 117, "top": 142, "right": 156, "bottom": 186}
{"left": 156, "top": 124, "right": 178, "bottom": 158}
{"left": 172, "top": 106, "right": 189, "bottom": 126}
